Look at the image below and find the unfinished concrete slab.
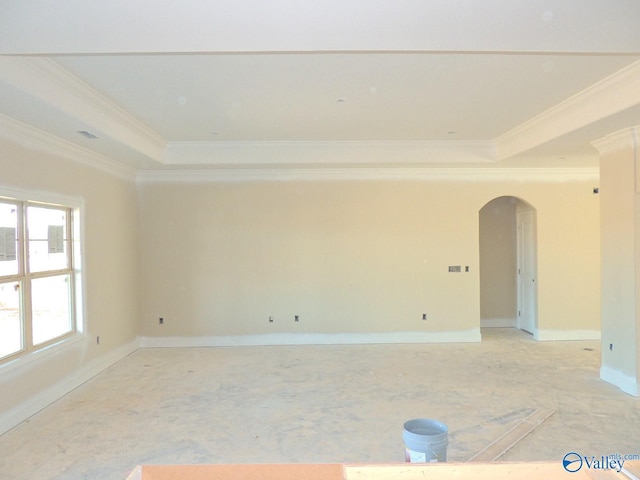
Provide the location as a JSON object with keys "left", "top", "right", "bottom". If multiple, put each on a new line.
{"left": 0, "top": 329, "right": 638, "bottom": 480}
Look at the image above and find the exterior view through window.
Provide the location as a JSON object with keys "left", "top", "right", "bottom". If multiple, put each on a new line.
{"left": 0, "top": 198, "right": 76, "bottom": 362}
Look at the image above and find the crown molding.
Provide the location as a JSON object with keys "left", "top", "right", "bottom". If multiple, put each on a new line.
{"left": 495, "top": 60, "right": 640, "bottom": 160}
{"left": 592, "top": 127, "right": 640, "bottom": 193}
{"left": 1, "top": 54, "right": 634, "bottom": 171}
{"left": 0, "top": 110, "right": 600, "bottom": 185}
{"left": 164, "top": 140, "right": 497, "bottom": 165}
{"left": 137, "top": 166, "right": 599, "bottom": 184}
{"left": 0, "top": 56, "right": 166, "bottom": 163}
{"left": 591, "top": 126, "right": 640, "bottom": 155}
{"left": 0, "top": 114, "right": 137, "bottom": 181}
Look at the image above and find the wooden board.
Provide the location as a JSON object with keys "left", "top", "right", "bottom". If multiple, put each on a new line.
{"left": 469, "top": 408, "right": 555, "bottom": 461}
{"left": 345, "top": 462, "right": 594, "bottom": 480}
{"left": 622, "top": 461, "right": 640, "bottom": 480}
{"left": 126, "top": 461, "right": 640, "bottom": 479}
{"left": 126, "top": 464, "right": 345, "bottom": 480}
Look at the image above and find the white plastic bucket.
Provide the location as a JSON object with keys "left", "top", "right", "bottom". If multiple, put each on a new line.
{"left": 402, "top": 418, "right": 449, "bottom": 463}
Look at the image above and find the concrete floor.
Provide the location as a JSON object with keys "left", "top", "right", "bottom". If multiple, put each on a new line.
{"left": 1, "top": 328, "right": 639, "bottom": 480}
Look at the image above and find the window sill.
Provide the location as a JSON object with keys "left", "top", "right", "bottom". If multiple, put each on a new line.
{"left": 0, "top": 333, "right": 85, "bottom": 377}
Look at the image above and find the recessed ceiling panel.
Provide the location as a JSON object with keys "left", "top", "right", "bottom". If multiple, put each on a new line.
{"left": 54, "top": 53, "right": 638, "bottom": 143}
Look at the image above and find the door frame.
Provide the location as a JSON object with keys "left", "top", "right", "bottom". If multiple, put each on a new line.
{"left": 516, "top": 206, "right": 538, "bottom": 336}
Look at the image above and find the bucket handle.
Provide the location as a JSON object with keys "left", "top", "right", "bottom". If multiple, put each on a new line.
{"left": 426, "top": 444, "right": 442, "bottom": 461}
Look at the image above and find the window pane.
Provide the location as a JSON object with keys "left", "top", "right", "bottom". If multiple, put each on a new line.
{"left": 32, "top": 274, "right": 72, "bottom": 345}
{"left": 0, "top": 281, "right": 22, "bottom": 358}
{"left": 27, "top": 206, "right": 68, "bottom": 273}
{"left": 0, "top": 203, "right": 19, "bottom": 277}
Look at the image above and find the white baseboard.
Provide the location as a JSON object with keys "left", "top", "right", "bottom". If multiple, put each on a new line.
{"left": 139, "top": 329, "right": 482, "bottom": 348}
{"left": 600, "top": 365, "right": 639, "bottom": 397}
{"left": 0, "top": 339, "right": 139, "bottom": 436}
{"left": 481, "top": 317, "right": 516, "bottom": 328}
{"left": 535, "top": 329, "right": 601, "bottom": 341}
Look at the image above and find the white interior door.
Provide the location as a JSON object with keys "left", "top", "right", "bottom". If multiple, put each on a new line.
{"left": 517, "top": 209, "right": 537, "bottom": 334}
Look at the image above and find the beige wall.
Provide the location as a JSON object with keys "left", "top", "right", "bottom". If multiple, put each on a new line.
{"left": 479, "top": 196, "right": 518, "bottom": 325}
{"left": 0, "top": 134, "right": 604, "bottom": 428}
{"left": 138, "top": 176, "right": 601, "bottom": 341}
{"left": 138, "top": 181, "right": 479, "bottom": 338}
{"left": 598, "top": 133, "right": 639, "bottom": 394}
{"left": 0, "top": 139, "right": 139, "bottom": 421}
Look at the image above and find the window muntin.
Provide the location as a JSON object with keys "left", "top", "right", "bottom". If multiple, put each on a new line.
{"left": 0, "top": 198, "right": 77, "bottom": 362}
{"left": 27, "top": 205, "right": 69, "bottom": 273}
{"left": 0, "top": 202, "right": 19, "bottom": 276}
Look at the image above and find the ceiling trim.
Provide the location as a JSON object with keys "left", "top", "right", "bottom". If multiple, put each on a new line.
{"left": 495, "top": 59, "right": 640, "bottom": 160}
{"left": 0, "top": 114, "right": 137, "bottom": 181}
{"left": 591, "top": 126, "right": 639, "bottom": 160}
{"left": 4, "top": 54, "right": 634, "bottom": 169}
{"left": 0, "top": 56, "right": 166, "bottom": 163}
{"left": 0, "top": 53, "right": 636, "bottom": 172}
{"left": 137, "top": 166, "right": 599, "bottom": 184}
{"left": 164, "top": 140, "right": 497, "bottom": 165}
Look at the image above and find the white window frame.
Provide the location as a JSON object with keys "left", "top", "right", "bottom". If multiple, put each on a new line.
{"left": 0, "top": 188, "right": 84, "bottom": 365}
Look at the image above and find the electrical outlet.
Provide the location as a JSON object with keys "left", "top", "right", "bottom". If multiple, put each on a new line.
{"left": 422, "top": 313, "right": 427, "bottom": 320}
{"left": 294, "top": 315, "right": 299, "bottom": 322}
{"left": 159, "top": 317, "right": 164, "bottom": 325}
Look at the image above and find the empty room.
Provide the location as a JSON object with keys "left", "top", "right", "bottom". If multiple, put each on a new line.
{"left": 1, "top": 2, "right": 640, "bottom": 479}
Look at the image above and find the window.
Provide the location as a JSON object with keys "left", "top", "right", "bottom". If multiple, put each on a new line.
{"left": 0, "top": 197, "right": 78, "bottom": 362}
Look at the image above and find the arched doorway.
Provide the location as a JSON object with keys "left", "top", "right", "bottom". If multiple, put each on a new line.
{"left": 479, "top": 196, "right": 537, "bottom": 337}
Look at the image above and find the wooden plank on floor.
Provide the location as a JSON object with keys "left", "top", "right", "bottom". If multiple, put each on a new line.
{"left": 125, "top": 462, "right": 640, "bottom": 480}
{"left": 623, "top": 461, "right": 640, "bottom": 480}
{"left": 585, "top": 469, "right": 630, "bottom": 479}
{"left": 345, "top": 462, "right": 593, "bottom": 480}
{"left": 468, "top": 408, "right": 555, "bottom": 462}
{"left": 125, "top": 464, "right": 346, "bottom": 480}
